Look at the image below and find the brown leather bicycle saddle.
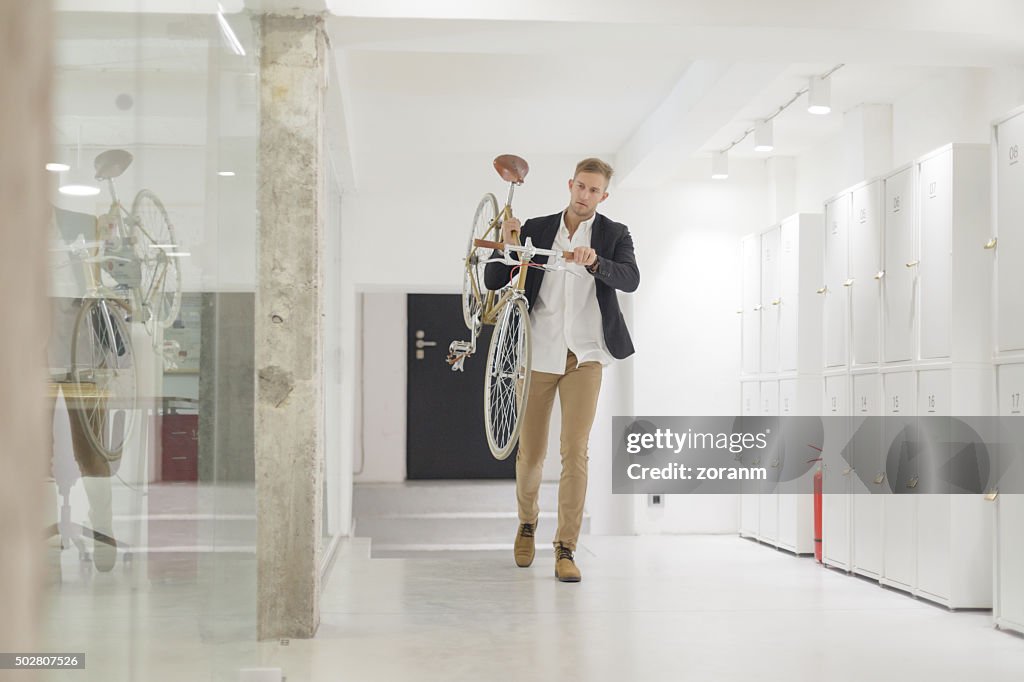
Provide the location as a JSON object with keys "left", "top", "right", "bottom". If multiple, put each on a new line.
{"left": 493, "top": 154, "right": 529, "bottom": 184}
{"left": 94, "top": 149, "right": 133, "bottom": 180}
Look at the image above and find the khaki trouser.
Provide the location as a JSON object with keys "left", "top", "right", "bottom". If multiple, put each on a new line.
{"left": 516, "top": 351, "right": 602, "bottom": 551}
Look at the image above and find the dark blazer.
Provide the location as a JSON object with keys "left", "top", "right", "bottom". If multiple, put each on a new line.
{"left": 484, "top": 211, "right": 639, "bottom": 359}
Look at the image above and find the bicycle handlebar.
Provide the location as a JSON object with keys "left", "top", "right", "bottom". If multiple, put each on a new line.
{"left": 473, "top": 238, "right": 576, "bottom": 262}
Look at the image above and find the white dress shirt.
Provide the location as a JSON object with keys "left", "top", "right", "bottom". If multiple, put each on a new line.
{"left": 529, "top": 211, "right": 614, "bottom": 375}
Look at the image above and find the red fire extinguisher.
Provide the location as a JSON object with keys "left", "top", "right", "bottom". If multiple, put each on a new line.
{"left": 808, "top": 453, "right": 823, "bottom": 563}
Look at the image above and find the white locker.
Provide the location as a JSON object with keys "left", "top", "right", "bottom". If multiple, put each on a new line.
{"left": 850, "top": 181, "right": 883, "bottom": 368}
{"left": 883, "top": 166, "right": 916, "bottom": 363}
{"left": 995, "top": 112, "right": 1024, "bottom": 355}
{"left": 822, "top": 373, "right": 851, "bottom": 570}
{"left": 758, "top": 381, "right": 780, "bottom": 543}
{"left": 823, "top": 194, "right": 851, "bottom": 369}
{"left": 778, "top": 214, "right": 825, "bottom": 374}
{"left": 760, "top": 228, "right": 781, "bottom": 374}
{"left": 741, "top": 380, "right": 760, "bottom": 417}
{"left": 995, "top": 364, "right": 1024, "bottom": 634}
{"left": 915, "top": 368, "right": 994, "bottom": 608}
{"left": 739, "top": 381, "right": 760, "bottom": 538}
{"left": 918, "top": 151, "right": 953, "bottom": 359}
{"left": 881, "top": 370, "right": 917, "bottom": 592}
{"left": 916, "top": 145, "right": 992, "bottom": 362}
{"left": 776, "top": 378, "right": 818, "bottom": 555}
{"left": 851, "top": 372, "right": 884, "bottom": 579}
{"left": 741, "top": 234, "right": 761, "bottom": 375}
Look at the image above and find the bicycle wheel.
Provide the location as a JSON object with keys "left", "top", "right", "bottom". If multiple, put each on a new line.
{"left": 483, "top": 297, "right": 532, "bottom": 460}
{"left": 131, "top": 189, "right": 183, "bottom": 332}
{"left": 69, "top": 298, "right": 138, "bottom": 462}
{"left": 462, "top": 193, "right": 499, "bottom": 330}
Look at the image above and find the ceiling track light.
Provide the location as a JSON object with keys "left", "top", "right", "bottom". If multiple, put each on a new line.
{"left": 710, "top": 64, "right": 843, "bottom": 163}
{"left": 754, "top": 119, "right": 774, "bottom": 152}
{"left": 711, "top": 151, "right": 729, "bottom": 180}
{"left": 808, "top": 75, "right": 832, "bottom": 115}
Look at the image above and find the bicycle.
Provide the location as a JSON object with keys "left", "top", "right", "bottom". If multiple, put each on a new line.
{"left": 93, "top": 149, "right": 183, "bottom": 339}
{"left": 50, "top": 234, "right": 138, "bottom": 463}
{"left": 448, "top": 155, "right": 577, "bottom": 460}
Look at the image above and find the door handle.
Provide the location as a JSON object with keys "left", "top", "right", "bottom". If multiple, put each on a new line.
{"left": 415, "top": 339, "right": 437, "bottom": 349}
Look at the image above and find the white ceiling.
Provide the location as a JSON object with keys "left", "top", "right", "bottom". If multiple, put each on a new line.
{"left": 52, "top": 2, "right": 1024, "bottom": 188}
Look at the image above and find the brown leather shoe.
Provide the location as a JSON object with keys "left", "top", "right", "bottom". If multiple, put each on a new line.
{"left": 554, "top": 542, "right": 581, "bottom": 582}
{"left": 514, "top": 522, "right": 537, "bottom": 567}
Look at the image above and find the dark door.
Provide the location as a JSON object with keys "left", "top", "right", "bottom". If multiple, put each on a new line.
{"left": 407, "top": 294, "right": 515, "bottom": 479}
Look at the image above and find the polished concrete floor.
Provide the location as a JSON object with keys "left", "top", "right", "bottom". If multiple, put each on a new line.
{"left": 41, "top": 528, "right": 1024, "bottom": 681}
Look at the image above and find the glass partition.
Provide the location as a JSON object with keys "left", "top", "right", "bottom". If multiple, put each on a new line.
{"left": 44, "top": 5, "right": 259, "bottom": 679}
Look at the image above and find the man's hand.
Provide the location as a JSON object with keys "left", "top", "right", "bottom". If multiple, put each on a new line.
{"left": 573, "top": 246, "right": 597, "bottom": 268}
{"left": 501, "top": 217, "right": 522, "bottom": 244}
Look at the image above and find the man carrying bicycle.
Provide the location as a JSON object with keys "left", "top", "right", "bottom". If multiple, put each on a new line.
{"left": 484, "top": 157, "right": 639, "bottom": 582}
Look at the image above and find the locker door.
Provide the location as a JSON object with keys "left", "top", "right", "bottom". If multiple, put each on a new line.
{"left": 851, "top": 181, "right": 882, "bottom": 367}
{"left": 822, "top": 374, "right": 851, "bottom": 569}
{"left": 778, "top": 218, "right": 800, "bottom": 373}
{"left": 918, "top": 151, "right": 953, "bottom": 359}
{"left": 996, "top": 365, "right": 1024, "bottom": 630}
{"left": 852, "top": 373, "right": 883, "bottom": 578}
{"left": 741, "top": 381, "right": 760, "bottom": 416}
{"left": 883, "top": 167, "right": 916, "bottom": 363}
{"left": 997, "top": 114, "right": 1024, "bottom": 353}
{"left": 882, "top": 371, "right": 918, "bottom": 591}
{"left": 759, "top": 380, "right": 780, "bottom": 543}
{"left": 760, "top": 228, "right": 781, "bottom": 374}
{"left": 741, "top": 235, "right": 761, "bottom": 374}
{"left": 824, "top": 195, "right": 851, "bottom": 368}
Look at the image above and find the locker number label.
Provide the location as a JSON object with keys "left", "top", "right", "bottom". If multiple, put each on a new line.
{"left": 859, "top": 208, "right": 868, "bottom": 224}
{"left": 1012, "top": 391, "right": 1022, "bottom": 413}
{"left": 927, "top": 393, "right": 936, "bottom": 413}
{"left": 891, "top": 395, "right": 901, "bottom": 412}
{"left": 892, "top": 195, "right": 901, "bottom": 213}
{"left": 1010, "top": 144, "right": 1019, "bottom": 167}
{"left": 928, "top": 181, "right": 937, "bottom": 198}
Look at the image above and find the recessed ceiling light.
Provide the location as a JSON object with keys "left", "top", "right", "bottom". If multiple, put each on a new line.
{"left": 218, "top": 171, "right": 235, "bottom": 177}
{"left": 46, "top": 162, "right": 71, "bottom": 172}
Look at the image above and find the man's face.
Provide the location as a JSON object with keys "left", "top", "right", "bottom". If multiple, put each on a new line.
{"left": 567, "top": 171, "right": 609, "bottom": 220}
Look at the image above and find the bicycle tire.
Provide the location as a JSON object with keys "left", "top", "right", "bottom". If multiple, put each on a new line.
{"left": 69, "top": 298, "right": 138, "bottom": 463}
{"left": 483, "top": 297, "right": 532, "bottom": 460}
{"left": 130, "top": 189, "right": 183, "bottom": 332}
{"left": 462, "top": 193, "right": 499, "bottom": 331}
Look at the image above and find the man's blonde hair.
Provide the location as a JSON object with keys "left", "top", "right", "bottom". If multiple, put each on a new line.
{"left": 574, "top": 158, "right": 614, "bottom": 187}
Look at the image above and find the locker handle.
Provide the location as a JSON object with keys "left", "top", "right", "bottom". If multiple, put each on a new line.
{"left": 984, "top": 490, "right": 998, "bottom": 501}
{"left": 770, "top": 459, "right": 779, "bottom": 468}
{"left": 771, "top": 298, "right": 781, "bottom": 306}
{"left": 984, "top": 237, "right": 997, "bottom": 250}
{"left": 907, "top": 476, "right": 919, "bottom": 489}
{"left": 816, "top": 286, "right": 828, "bottom": 295}
{"left": 874, "top": 472, "right": 885, "bottom": 485}
{"left": 842, "top": 467, "right": 852, "bottom": 476}
{"left": 736, "top": 309, "right": 743, "bottom": 314}
{"left": 874, "top": 270, "right": 885, "bottom": 280}
{"left": 843, "top": 278, "right": 854, "bottom": 287}
{"left": 753, "top": 304, "right": 763, "bottom": 311}
{"left": 905, "top": 260, "right": 919, "bottom": 268}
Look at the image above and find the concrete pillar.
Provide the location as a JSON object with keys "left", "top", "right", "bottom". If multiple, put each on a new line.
{"left": 843, "top": 103, "right": 893, "bottom": 185}
{"left": 766, "top": 156, "right": 797, "bottom": 223}
{"left": 255, "top": 14, "right": 326, "bottom": 640}
{"left": 0, "top": 1, "right": 51, "bottom": 677}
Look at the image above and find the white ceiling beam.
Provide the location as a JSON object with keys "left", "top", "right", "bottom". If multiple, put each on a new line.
{"left": 615, "top": 61, "right": 789, "bottom": 188}
{"left": 326, "top": 0, "right": 1024, "bottom": 38}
